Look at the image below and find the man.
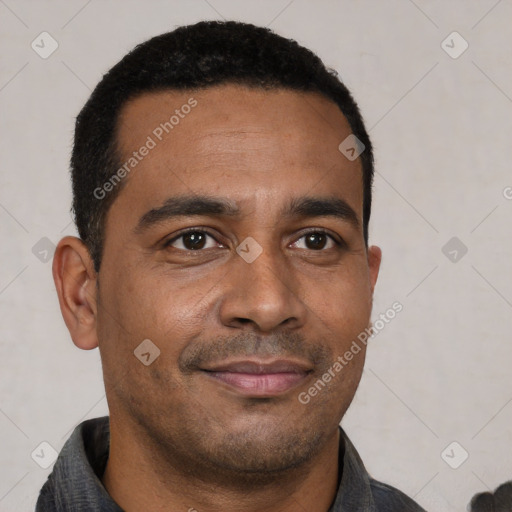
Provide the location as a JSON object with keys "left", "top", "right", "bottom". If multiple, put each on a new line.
{"left": 37, "top": 20, "right": 426, "bottom": 511}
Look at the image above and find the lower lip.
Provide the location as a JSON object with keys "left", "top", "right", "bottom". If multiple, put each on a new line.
{"left": 204, "top": 371, "right": 308, "bottom": 396}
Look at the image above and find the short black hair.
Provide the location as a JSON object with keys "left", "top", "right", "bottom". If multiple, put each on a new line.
{"left": 71, "top": 20, "right": 374, "bottom": 272}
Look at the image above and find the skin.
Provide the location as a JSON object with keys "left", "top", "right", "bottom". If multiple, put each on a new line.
{"left": 53, "top": 84, "right": 381, "bottom": 512}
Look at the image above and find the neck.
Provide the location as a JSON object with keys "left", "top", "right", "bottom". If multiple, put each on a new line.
{"left": 102, "top": 417, "right": 341, "bottom": 512}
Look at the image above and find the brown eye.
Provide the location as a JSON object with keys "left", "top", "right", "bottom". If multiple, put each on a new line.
{"left": 182, "top": 232, "right": 207, "bottom": 250}
{"left": 305, "top": 233, "right": 328, "bottom": 250}
{"left": 292, "top": 230, "right": 340, "bottom": 251}
{"left": 166, "top": 230, "right": 219, "bottom": 251}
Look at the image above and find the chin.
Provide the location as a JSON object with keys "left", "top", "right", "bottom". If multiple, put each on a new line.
{"left": 202, "top": 417, "right": 327, "bottom": 476}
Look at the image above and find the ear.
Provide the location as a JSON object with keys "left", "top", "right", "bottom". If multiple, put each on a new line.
{"left": 367, "top": 245, "right": 382, "bottom": 296}
{"left": 52, "top": 236, "right": 99, "bottom": 350}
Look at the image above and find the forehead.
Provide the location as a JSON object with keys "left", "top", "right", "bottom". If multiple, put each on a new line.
{"left": 110, "top": 84, "right": 363, "bottom": 224}
{"left": 118, "top": 83, "right": 350, "bottom": 135}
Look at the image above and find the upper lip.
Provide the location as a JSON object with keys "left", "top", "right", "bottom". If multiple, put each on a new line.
{"left": 200, "top": 358, "right": 312, "bottom": 374}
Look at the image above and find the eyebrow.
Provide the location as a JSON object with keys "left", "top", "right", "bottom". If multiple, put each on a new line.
{"left": 134, "top": 194, "right": 360, "bottom": 234}
{"left": 284, "top": 196, "right": 360, "bottom": 230}
{"left": 134, "top": 195, "right": 239, "bottom": 235}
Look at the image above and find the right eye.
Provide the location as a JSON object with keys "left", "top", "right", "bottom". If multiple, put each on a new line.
{"left": 164, "top": 229, "right": 224, "bottom": 252}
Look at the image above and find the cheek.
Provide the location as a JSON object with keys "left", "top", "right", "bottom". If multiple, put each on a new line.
{"left": 300, "top": 262, "right": 373, "bottom": 340}
{"left": 98, "top": 264, "right": 210, "bottom": 364}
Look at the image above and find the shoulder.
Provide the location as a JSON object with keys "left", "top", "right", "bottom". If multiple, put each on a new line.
{"left": 369, "top": 478, "right": 427, "bottom": 512}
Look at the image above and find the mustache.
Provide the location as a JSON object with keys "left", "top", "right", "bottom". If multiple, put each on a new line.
{"left": 178, "top": 331, "right": 333, "bottom": 373}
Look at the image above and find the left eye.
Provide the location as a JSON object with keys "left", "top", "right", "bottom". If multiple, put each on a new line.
{"left": 166, "top": 231, "right": 220, "bottom": 251}
{"left": 292, "top": 231, "right": 339, "bottom": 251}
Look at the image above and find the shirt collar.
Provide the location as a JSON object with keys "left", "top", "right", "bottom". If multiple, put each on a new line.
{"left": 330, "top": 429, "right": 377, "bottom": 511}
{"left": 36, "top": 416, "right": 122, "bottom": 511}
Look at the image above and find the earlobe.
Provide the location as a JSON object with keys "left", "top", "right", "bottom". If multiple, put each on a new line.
{"left": 52, "top": 236, "right": 99, "bottom": 350}
{"left": 367, "top": 245, "right": 382, "bottom": 295}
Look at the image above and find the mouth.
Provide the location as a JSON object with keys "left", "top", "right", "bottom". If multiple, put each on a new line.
{"left": 200, "top": 359, "right": 313, "bottom": 397}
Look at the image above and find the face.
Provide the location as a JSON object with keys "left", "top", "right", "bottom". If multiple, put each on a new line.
{"left": 94, "top": 84, "right": 380, "bottom": 479}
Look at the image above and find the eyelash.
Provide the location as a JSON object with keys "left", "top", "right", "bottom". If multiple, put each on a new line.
{"left": 163, "top": 227, "right": 344, "bottom": 252}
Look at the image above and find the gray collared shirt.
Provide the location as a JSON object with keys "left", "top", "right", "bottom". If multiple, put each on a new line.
{"left": 36, "top": 416, "right": 426, "bottom": 511}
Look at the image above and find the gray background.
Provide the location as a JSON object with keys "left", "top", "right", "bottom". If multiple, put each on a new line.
{"left": 1, "top": 1, "right": 511, "bottom": 510}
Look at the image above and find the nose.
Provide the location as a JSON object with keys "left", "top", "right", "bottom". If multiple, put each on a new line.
{"left": 218, "top": 244, "right": 308, "bottom": 333}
